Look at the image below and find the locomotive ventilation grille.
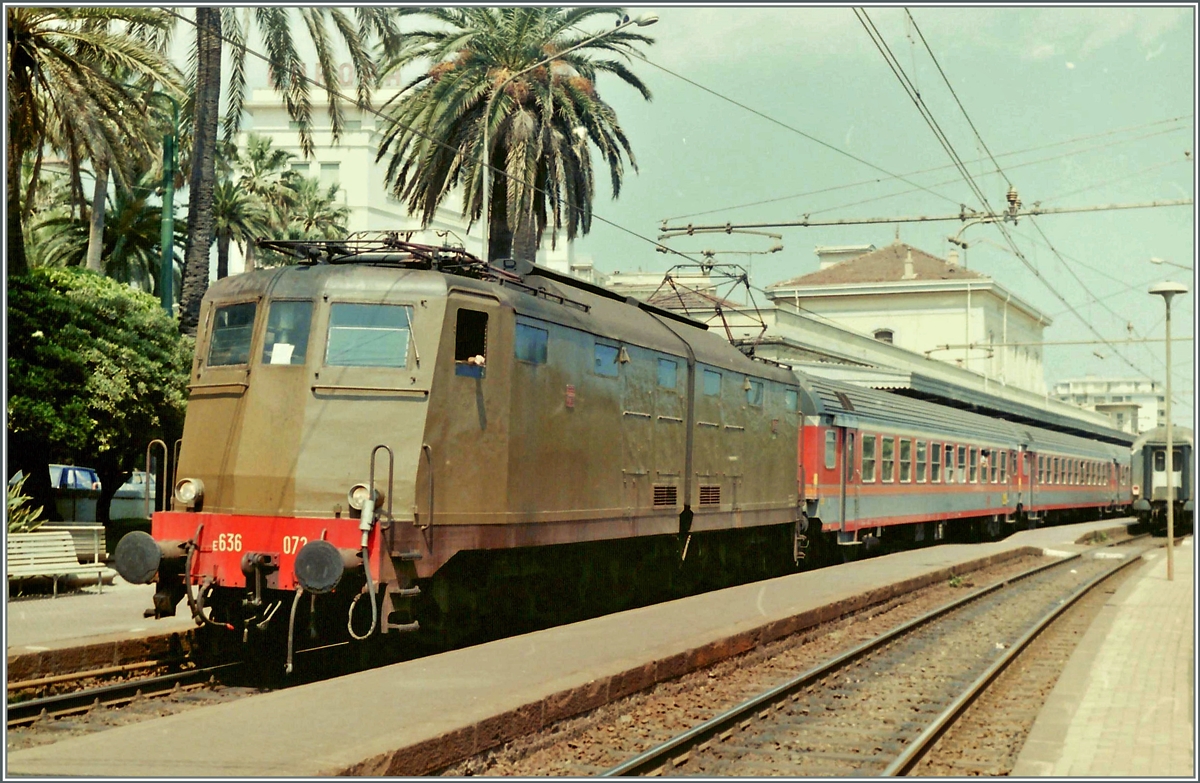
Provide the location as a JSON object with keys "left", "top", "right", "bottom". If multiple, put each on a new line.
{"left": 699, "top": 485, "right": 721, "bottom": 506}
{"left": 653, "top": 485, "right": 678, "bottom": 506}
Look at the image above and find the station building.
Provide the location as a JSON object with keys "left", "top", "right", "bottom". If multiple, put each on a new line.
{"left": 1052, "top": 377, "right": 1166, "bottom": 434}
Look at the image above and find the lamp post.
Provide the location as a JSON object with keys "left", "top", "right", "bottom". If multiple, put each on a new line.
{"left": 1150, "top": 256, "right": 1194, "bottom": 271}
{"left": 157, "top": 94, "right": 180, "bottom": 317}
{"left": 1149, "top": 280, "right": 1188, "bottom": 581}
{"left": 479, "top": 13, "right": 657, "bottom": 264}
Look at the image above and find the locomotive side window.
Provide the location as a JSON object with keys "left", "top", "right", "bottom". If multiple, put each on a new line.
{"left": 325, "top": 303, "right": 412, "bottom": 367}
{"left": 262, "top": 300, "right": 312, "bottom": 365}
{"left": 515, "top": 322, "right": 548, "bottom": 364}
{"left": 703, "top": 369, "right": 721, "bottom": 395}
{"left": 916, "top": 441, "right": 927, "bottom": 482}
{"left": 861, "top": 435, "right": 876, "bottom": 482}
{"left": 657, "top": 359, "right": 677, "bottom": 389}
{"left": 824, "top": 430, "right": 836, "bottom": 469}
{"left": 746, "top": 379, "right": 764, "bottom": 407}
{"left": 881, "top": 437, "right": 894, "bottom": 482}
{"left": 207, "top": 302, "right": 257, "bottom": 366}
{"left": 785, "top": 389, "right": 799, "bottom": 412}
{"left": 455, "top": 309, "right": 489, "bottom": 363}
{"left": 594, "top": 343, "right": 619, "bottom": 377}
{"left": 930, "top": 441, "right": 941, "bottom": 482}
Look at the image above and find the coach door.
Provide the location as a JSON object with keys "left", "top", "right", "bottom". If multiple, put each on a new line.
{"left": 840, "top": 429, "right": 857, "bottom": 530}
{"left": 1020, "top": 449, "right": 1034, "bottom": 512}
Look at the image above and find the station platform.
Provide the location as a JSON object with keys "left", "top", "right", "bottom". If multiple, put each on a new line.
{"left": 7, "top": 518, "right": 1182, "bottom": 777}
{"left": 1012, "top": 537, "right": 1195, "bottom": 777}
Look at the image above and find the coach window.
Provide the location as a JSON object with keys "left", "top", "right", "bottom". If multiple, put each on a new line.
{"left": 1000, "top": 451, "right": 1008, "bottom": 483}
{"left": 899, "top": 439, "right": 912, "bottom": 482}
{"left": 930, "top": 442, "right": 941, "bottom": 482}
{"left": 703, "top": 369, "right": 721, "bottom": 395}
{"left": 594, "top": 343, "right": 620, "bottom": 377}
{"left": 861, "top": 435, "right": 877, "bottom": 483}
{"left": 657, "top": 358, "right": 678, "bottom": 389}
{"left": 957, "top": 446, "right": 967, "bottom": 483}
{"left": 969, "top": 448, "right": 978, "bottom": 483}
{"left": 944, "top": 444, "right": 955, "bottom": 483}
{"left": 262, "top": 300, "right": 312, "bottom": 365}
{"left": 207, "top": 301, "right": 257, "bottom": 366}
{"left": 916, "top": 441, "right": 927, "bottom": 482}
{"left": 881, "top": 437, "right": 895, "bottom": 482}
{"left": 326, "top": 303, "right": 413, "bottom": 367}
{"left": 1037, "top": 455, "right": 1044, "bottom": 483}
{"left": 824, "top": 431, "right": 837, "bottom": 470}
{"left": 515, "top": 322, "right": 548, "bottom": 364}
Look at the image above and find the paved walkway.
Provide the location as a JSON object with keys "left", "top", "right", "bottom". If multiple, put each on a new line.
{"left": 1012, "top": 537, "right": 1194, "bottom": 777}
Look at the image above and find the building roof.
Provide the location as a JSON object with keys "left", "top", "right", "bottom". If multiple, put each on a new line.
{"left": 769, "top": 241, "right": 988, "bottom": 289}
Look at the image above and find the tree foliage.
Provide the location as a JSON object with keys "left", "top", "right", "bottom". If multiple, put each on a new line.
{"left": 375, "top": 7, "right": 654, "bottom": 262}
{"left": 7, "top": 268, "right": 192, "bottom": 524}
{"left": 5, "top": 6, "right": 184, "bottom": 275}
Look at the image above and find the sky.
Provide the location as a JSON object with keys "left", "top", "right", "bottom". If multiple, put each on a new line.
{"left": 559, "top": 5, "right": 1197, "bottom": 428}
{"left": 231, "top": 4, "right": 1196, "bottom": 427}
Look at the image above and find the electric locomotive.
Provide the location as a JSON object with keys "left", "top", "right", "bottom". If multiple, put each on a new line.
{"left": 1131, "top": 425, "right": 1194, "bottom": 530}
{"left": 113, "top": 234, "right": 806, "bottom": 653}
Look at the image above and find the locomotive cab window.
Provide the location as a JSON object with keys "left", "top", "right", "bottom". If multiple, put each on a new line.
{"left": 262, "top": 300, "right": 312, "bottom": 365}
{"left": 785, "top": 389, "right": 799, "bottom": 412}
{"left": 326, "top": 303, "right": 412, "bottom": 367}
{"left": 455, "top": 309, "right": 489, "bottom": 374}
{"left": 207, "top": 302, "right": 257, "bottom": 366}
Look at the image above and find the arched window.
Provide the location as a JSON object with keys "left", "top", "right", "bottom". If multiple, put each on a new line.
{"left": 873, "top": 328, "right": 894, "bottom": 344}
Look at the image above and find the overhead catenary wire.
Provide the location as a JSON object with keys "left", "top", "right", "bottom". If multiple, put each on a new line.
{"left": 859, "top": 7, "right": 1157, "bottom": 382}
{"left": 661, "top": 119, "right": 1189, "bottom": 224}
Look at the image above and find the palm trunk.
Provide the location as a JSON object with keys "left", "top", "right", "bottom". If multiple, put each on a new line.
{"left": 85, "top": 157, "right": 109, "bottom": 273}
{"left": 487, "top": 172, "right": 513, "bottom": 263}
{"left": 244, "top": 240, "right": 256, "bottom": 273}
{"left": 179, "top": 6, "right": 222, "bottom": 336}
{"left": 216, "top": 232, "right": 230, "bottom": 279}
{"left": 512, "top": 217, "right": 538, "bottom": 264}
{"left": 7, "top": 140, "right": 29, "bottom": 276}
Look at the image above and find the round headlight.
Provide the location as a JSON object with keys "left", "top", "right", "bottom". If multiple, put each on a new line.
{"left": 175, "top": 477, "right": 205, "bottom": 506}
{"left": 347, "top": 483, "right": 381, "bottom": 511}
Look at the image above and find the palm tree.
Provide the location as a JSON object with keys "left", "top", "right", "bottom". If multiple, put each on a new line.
{"left": 212, "top": 179, "right": 271, "bottom": 279}
{"left": 287, "top": 177, "right": 350, "bottom": 240}
{"left": 374, "top": 7, "right": 653, "bottom": 264}
{"left": 178, "top": 7, "right": 404, "bottom": 336}
{"left": 29, "top": 171, "right": 187, "bottom": 295}
{"left": 6, "top": 6, "right": 184, "bottom": 276}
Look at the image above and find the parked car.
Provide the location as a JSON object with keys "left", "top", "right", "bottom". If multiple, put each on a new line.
{"left": 49, "top": 464, "right": 101, "bottom": 522}
{"left": 109, "top": 470, "right": 158, "bottom": 520}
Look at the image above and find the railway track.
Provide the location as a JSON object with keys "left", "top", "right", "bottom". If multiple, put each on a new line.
{"left": 599, "top": 547, "right": 1144, "bottom": 776}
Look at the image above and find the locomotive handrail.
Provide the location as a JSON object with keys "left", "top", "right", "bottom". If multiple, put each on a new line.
{"left": 173, "top": 438, "right": 182, "bottom": 496}
{"left": 188, "top": 381, "right": 249, "bottom": 391}
{"left": 420, "top": 444, "right": 434, "bottom": 530}
{"left": 369, "top": 445, "right": 395, "bottom": 523}
{"left": 145, "top": 439, "right": 168, "bottom": 518}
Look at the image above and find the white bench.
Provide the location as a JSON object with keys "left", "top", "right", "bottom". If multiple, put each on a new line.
{"left": 39, "top": 523, "right": 107, "bottom": 564}
{"left": 6, "top": 530, "right": 104, "bottom": 597}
